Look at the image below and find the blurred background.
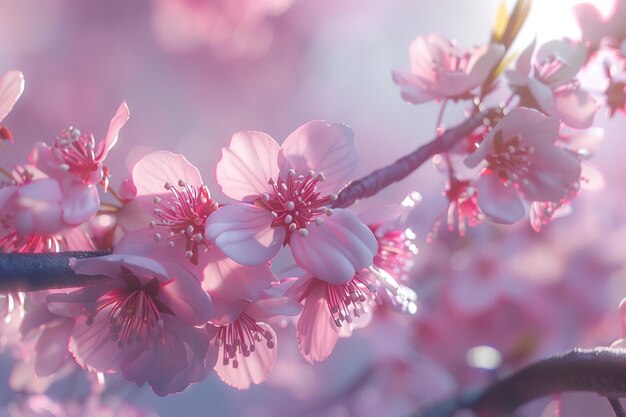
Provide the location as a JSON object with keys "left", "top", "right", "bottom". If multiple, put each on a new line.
{"left": 0, "top": 0, "right": 625, "bottom": 416}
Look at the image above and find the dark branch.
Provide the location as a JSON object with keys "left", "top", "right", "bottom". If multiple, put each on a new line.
{"left": 418, "top": 348, "right": 626, "bottom": 417}
{"left": 609, "top": 398, "right": 626, "bottom": 417}
{"left": 0, "top": 251, "right": 111, "bottom": 292}
{"left": 332, "top": 108, "right": 500, "bottom": 208}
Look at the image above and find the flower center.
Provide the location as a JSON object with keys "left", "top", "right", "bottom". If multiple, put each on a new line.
{"left": 534, "top": 57, "right": 568, "bottom": 87}
{"left": 151, "top": 180, "right": 217, "bottom": 264}
{"left": 325, "top": 273, "right": 378, "bottom": 328}
{"left": 371, "top": 224, "right": 416, "bottom": 281}
{"left": 0, "top": 231, "right": 61, "bottom": 253}
{"left": 85, "top": 268, "right": 170, "bottom": 349}
{"left": 214, "top": 313, "right": 274, "bottom": 369}
{"left": 485, "top": 132, "right": 534, "bottom": 185}
{"left": 54, "top": 127, "right": 102, "bottom": 183}
{"left": 258, "top": 169, "right": 336, "bottom": 242}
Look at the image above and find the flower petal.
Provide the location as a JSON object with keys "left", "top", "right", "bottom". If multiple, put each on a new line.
{"left": 96, "top": 101, "right": 130, "bottom": 160}
{"left": 205, "top": 204, "right": 285, "bottom": 265}
{"left": 0, "top": 71, "right": 24, "bottom": 122}
{"left": 476, "top": 174, "right": 525, "bottom": 224}
{"left": 132, "top": 150, "right": 203, "bottom": 213}
{"left": 297, "top": 281, "right": 339, "bottom": 363}
{"left": 553, "top": 88, "right": 597, "bottom": 129}
{"left": 215, "top": 322, "right": 277, "bottom": 390}
{"left": 290, "top": 209, "right": 377, "bottom": 285}
{"left": 216, "top": 131, "right": 279, "bottom": 201}
{"left": 62, "top": 184, "right": 100, "bottom": 225}
{"left": 278, "top": 121, "right": 358, "bottom": 195}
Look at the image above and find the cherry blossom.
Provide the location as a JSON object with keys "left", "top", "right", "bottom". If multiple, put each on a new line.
{"left": 506, "top": 39, "right": 597, "bottom": 128}
{"left": 205, "top": 121, "right": 378, "bottom": 285}
{"left": 464, "top": 107, "right": 581, "bottom": 224}
{"left": 210, "top": 292, "right": 300, "bottom": 390}
{"left": 392, "top": 33, "right": 504, "bottom": 104}
{"left": 287, "top": 272, "right": 380, "bottom": 363}
{"left": 47, "top": 254, "right": 214, "bottom": 395}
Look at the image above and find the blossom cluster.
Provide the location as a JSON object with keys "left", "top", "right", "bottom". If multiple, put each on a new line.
{"left": 0, "top": 0, "right": 625, "bottom": 416}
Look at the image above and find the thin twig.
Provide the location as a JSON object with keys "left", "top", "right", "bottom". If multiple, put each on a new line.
{"left": 417, "top": 348, "right": 626, "bottom": 417}
{"left": 332, "top": 108, "right": 499, "bottom": 208}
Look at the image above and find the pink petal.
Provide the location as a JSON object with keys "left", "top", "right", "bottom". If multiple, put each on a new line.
{"left": 62, "top": 184, "right": 100, "bottom": 225}
{"left": 553, "top": 88, "right": 598, "bottom": 129}
{"left": 70, "top": 310, "right": 142, "bottom": 372}
{"left": 527, "top": 77, "right": 556, "bottom": 115}
{"left": 216, "top": 131, "right": 279, "bottom": 201}
{"left": 0, "top": 71, "right": 24, "bottom": 122}
{"left": 391, "top": 70, "right": 436, "bottom": 104}
{"left": 122, "top": 315, "right": 209, "bottom": 396}
{"left": 96, "top": 101, "right": 130, "bottom": 160}
{"left": 14, "top": 178, "right": 64, "bottom": 236}
{"left": 460, "top": 43, "right": 505, "bottom": 91}
{"left": 132, "top": 151, "right": 203, "bottom": 213}
{"left": 204, "top": 204, "right": 285, "bottom": 265}
{"left": 35, "top": 318, "right": 74, "bottom": 377}
{"left": 158, "top": 260, "right": 214, "bottom": 325}
{"left": 290, "top": 209, "right": 377, "bottom": 285}
{"left": 47, "top": 283, "right": 117, "bottom": 318}
{"left": 200, "top": 248, "right": 276, "bottom": 307}
{"left": 536, "top": 40, "right": 587, "bottom": 84}
{"left": 514, "top": 39, "right": 536, "bottom": 78}
{"left": 278, "top": 121, "right": 358, "bottom": 195}
{"left": 501, "top": 107, "right": 559, "bottom": 149}
{"left": 476, "top": 174, "right": 525, "bottom": 224}
{"left": 297, "top": 282, "right": 339, "bottom": 363}
{"left": 215, "top": 322, "right": 277, "bottom": 389}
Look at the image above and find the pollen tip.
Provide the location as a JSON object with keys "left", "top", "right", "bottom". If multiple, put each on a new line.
{"left": 299, "top": 228, "right": 308, "bottom": 237}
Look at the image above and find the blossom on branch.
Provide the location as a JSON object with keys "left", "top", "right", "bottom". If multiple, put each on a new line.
{"left": 464, "top": 107, "right": 581, "bottom": 224}
{"left": 205, "top": 120, "right": 378, "bottom": 285}
{"left": 392, "top": 33, "right": 504, "bottom": 104}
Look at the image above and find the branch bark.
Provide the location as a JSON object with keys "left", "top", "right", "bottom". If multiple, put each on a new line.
{"left": 0, "top": 251, "right": 110, "bottom": 291}
{"left": 332, "top": 108, "right": 499, "bottom": 208}
{"left": 418, "top": 348, "right": 626, "bottom": 417}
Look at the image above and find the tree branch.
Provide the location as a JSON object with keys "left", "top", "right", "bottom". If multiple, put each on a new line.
{"left": 417, "top": 348, "right": 626, "bottom": 417}
{"left": 332, "top": 108, "right": 500, "bottom": 208}
{"left": 0, "top": 109, "right": 499, "bottom": 293}
{"left": 0, "top": 251, "right": 111, "bottom": 292}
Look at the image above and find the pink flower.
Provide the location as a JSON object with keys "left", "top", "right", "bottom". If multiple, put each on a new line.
{"left": 209, "top": 288, "right": 301, "bottom": 389}
{"left": 205, "top": 121, "right": 378, "bottom": 285}
{"left": 131, "top": 150, "right": 218, "bottom": 265}
{"left": 574, "top": 0, "right": 626, "bottom": 53}
{"left": 47, "top": 254, "right": 214, "bottom": 395}
{"left": 287, "top": 272, "right": 379, "bottom": 363}
{"left": 392, "top": 33, "right": 504, "bottom": 104}
{"left": 506, "top": 39, "right": 597, "bottom": 129}
{"left": 26, "top": 102, "right": 129, "bottom": 228}
{"left": 464, "top": 108, "right": 581, "bottom": 224}
{"left": 122, "top": 150, "right": 277, "bottom": 322}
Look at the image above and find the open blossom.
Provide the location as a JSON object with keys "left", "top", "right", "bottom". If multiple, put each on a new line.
{"left": 210, "top": 292, "right": 301, "bottom": 390}
{"left": 0, "top": 102, "right": 129, "bottom": 247}
{"left": 123, "top": 150, "right": 277, "bottom": 323}
{"left": 392, "top": 33, "right": 504, "bottom": 104}
{"left": 574, "top": 0, "right": 626, "bottom": 53}
{"left": 205, "top": 121, "right": 378, "bottom": 285}
{"left": 464, "top": 107, "right": 581, "bottom": 224}
{"left": 506, "top": 39, "right": 597, "bottom": 129}
{"left": 131, "top": 150, "right": 218, "bottom": 265}
{"left": 47, "top": 254, "right": 214, "bottom": 396}
{"left": 286, "top": 272, "right": 380, "bottom": 363}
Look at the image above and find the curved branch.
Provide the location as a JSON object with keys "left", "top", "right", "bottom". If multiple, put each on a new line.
{"left": 0, "top": 251, "right": 111, "bottom": 292}
{"left": 0, "top": 109, "right": 500, "bottom": 293}
{"left": 332, "top": 108, "right": 500, "bottom": 208}
{"left": 418, "top": 348, "right": 626, "bottom": 417}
